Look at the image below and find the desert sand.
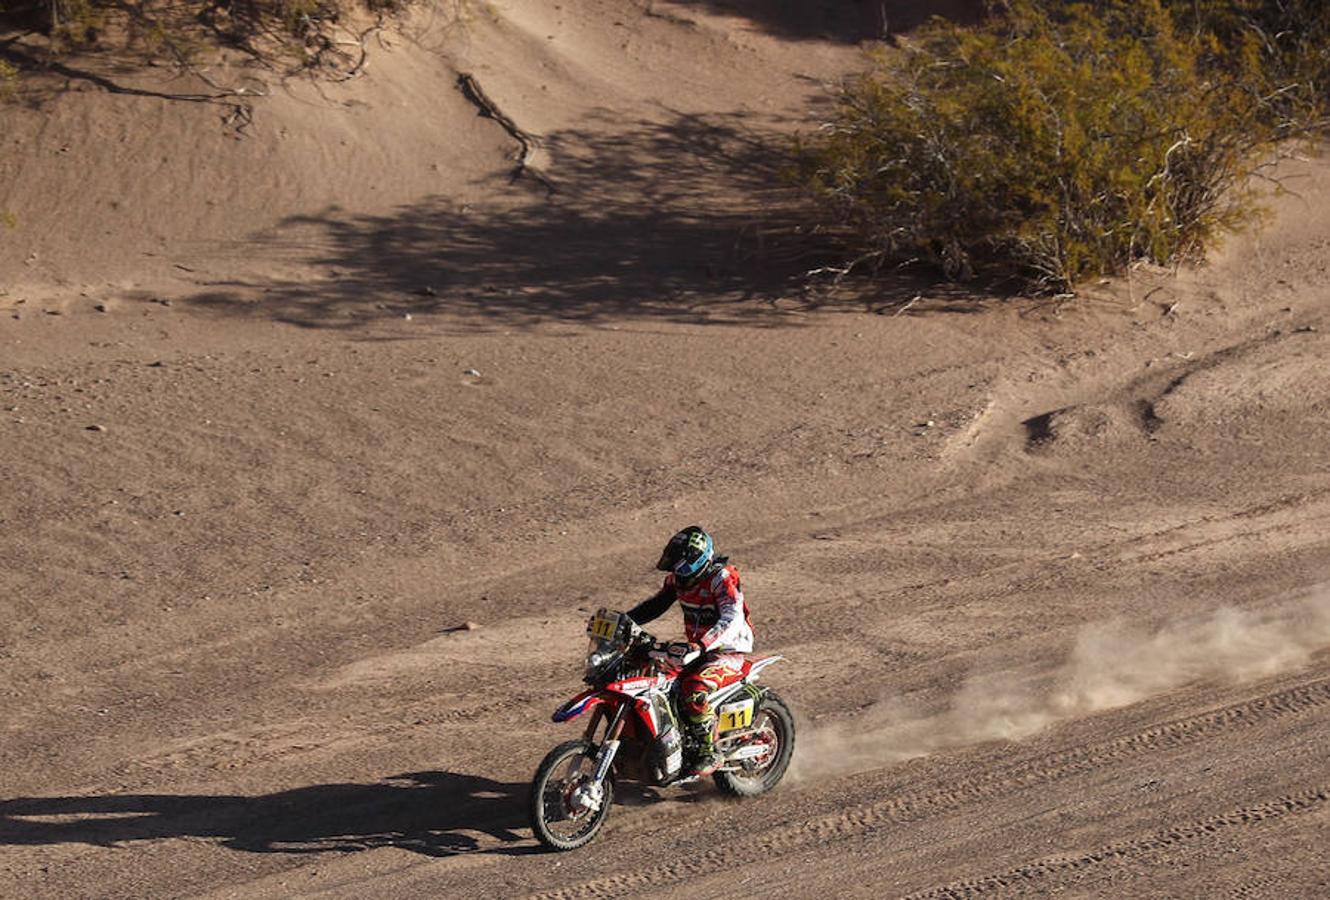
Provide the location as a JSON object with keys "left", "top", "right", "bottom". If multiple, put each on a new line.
{"left": 2, "top": 2, "right": 1328, "bottom": 897}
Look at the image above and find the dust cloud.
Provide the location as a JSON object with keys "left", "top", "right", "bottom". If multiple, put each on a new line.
{"left": 790, "top": 591, "right": 1330, "bottom": 782}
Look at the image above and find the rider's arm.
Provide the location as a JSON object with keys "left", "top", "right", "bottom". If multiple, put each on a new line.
{"left": 626, "top": 580, "right": 676, "bottom": 626}
{"left": 697, "top": 567, "right": 745, "bottom": 650}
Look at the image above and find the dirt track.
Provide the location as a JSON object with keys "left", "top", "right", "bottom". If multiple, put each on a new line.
{"left": 2, "top": 3, "right": 1329, "bottom": 897}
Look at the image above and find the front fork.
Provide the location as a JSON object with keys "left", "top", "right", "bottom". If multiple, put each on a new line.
{"left": 573, "top": 702, "right": 626, "bottom": 810}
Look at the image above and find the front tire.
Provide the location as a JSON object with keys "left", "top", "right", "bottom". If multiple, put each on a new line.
{"left": 715, "top": 690, "right": 795, "bottom": 797}
{"left": 530, "top": 739, "right": 614, "bottom": 851}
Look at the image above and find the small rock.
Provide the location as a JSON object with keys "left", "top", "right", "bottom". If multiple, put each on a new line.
{"left": 443, "top": 621, "right": 480, "bottom": 633}
{"left": 86, "top": 424, "right": 106, "bottom": 432}
{"left": 147, "top": 361, "right": 165, "bottom": 368}
{"left": 402, "top": 313, "right": 413, "bottom": 321}
{"left": 464, "top": 368, "right": 481, "bottom": 377}
{"left": 94, "top": 303, "right": 108, "bottom": 313}
{"left": 417, "top": 285, "right": 437, "bottom": 296}
{"left": 1295, "top": 325, "right": 1317, "bottom": 333}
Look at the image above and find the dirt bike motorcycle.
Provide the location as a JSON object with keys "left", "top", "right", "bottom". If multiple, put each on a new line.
{"left": 529, "top": 608, "right": 795, "bottom": 850}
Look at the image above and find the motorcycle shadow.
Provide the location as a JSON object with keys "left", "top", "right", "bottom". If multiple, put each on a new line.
{"left": 0, "top": 770, "right": 540, "bottom": 858}
{"left": 615, "top": 780, "right": 713, "bottom": 807}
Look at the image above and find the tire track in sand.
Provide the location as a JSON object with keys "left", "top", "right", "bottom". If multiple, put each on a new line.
{"left": 905, "top": 786, "right": 1329, "bottom": 899}
{"left": 529, "top": 674, "right": 1330, "bottom": 899}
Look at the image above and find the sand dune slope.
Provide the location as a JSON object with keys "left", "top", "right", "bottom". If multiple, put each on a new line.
{"left": 2, "top": 2, "right": 1328, "bottom": 898}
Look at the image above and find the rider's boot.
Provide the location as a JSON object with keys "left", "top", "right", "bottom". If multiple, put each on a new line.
{"left": 683, "top": 719, "right": 722, "bottom": 777}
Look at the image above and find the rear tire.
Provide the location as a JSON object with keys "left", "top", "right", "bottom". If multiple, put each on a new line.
{"left": 530, "top": 739, "right": 614, "bottom": 851}
{"left": 714, "top": 690, "right": 795, "bottom": 797}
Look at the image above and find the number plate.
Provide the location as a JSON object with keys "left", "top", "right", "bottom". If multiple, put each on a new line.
{"left": 716, "top": 698, "right": 754, "bottom": 733}
{"left": 587, "top": 610, "right": 620, "bottom": 640}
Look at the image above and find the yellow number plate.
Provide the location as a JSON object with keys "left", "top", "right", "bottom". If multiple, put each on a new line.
{"left": 587, "top": 611, "right": 619, "bottom": 640}
{"left": 717, "top": 698, "right": 754, "bottom": 733}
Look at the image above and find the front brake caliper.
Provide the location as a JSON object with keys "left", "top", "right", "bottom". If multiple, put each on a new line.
{"left": 567, "top": 779, "right": 603, "bottom": 815}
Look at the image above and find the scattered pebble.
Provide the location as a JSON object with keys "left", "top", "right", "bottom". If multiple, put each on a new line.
{"left": 1295, "top": 325, "right": 1317, "bottom": 333}
{"left": 94, "top": 303, "right": 108, "bottom": 313}
{"left": 464, "top": 368, "right": 481, "bottom": 377}
{"left": 443, "top": 621, "right": 480, "bottom": 633}
{"left": 86, "top": 424, "right": 106, "bottom": 432}
{"left": 402, "top": 313, "right": 413, "bottom": 321}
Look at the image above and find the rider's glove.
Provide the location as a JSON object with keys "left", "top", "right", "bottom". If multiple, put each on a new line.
{"left": 649, "top": 640, "right": 702, "bottom": 666}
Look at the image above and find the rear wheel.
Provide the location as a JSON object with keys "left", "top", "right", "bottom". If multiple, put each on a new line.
{"left": 530, "top": 739, "right": 614, "bottom": 850}
{"left": 715, "top": 690, "right": 795, "bottom": 797}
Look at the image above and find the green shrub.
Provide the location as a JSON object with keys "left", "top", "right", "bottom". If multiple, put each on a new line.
{"left": 1163, "top": 0, "right": 1330, "bottom": 133}
{"left": 795, "top": 0, "right": 1318, "bottom": 293}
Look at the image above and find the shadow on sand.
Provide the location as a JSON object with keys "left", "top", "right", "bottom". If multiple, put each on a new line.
{"left": 185, "top": 110, "right": 839, "bottom": 330}
{"left": 0, "top": 771, "right": 540, "bottom": 858}
{"left": 184, "top": 109, "right": 984, "bottom": 331}
{"left": 665, "top": 0, "right": 986, "bottom": 43}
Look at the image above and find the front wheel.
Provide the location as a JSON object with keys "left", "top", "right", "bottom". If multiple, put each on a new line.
{"left": 530, "top": 739, "right": 614, "bottom": 851}
{"left": 715, "top": 690, "right": 795, "bottom": 797}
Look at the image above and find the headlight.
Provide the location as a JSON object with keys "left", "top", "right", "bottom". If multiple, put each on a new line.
{"left": 585, "top": 648, "right": 620, "bottom": 680}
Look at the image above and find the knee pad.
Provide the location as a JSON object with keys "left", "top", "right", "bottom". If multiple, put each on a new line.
{"left": 682, "top": 690, "right": 712, "bottom": 721}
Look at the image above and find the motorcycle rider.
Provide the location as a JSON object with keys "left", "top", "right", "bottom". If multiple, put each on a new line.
{"left": 627, "top": 526, "right": 753, "bottom": 778}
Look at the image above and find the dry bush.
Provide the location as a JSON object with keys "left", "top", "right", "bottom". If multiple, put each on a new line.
{"left": 0, "top": 58, "right": 16, "bottom": 96}
{"left": 2, "top": 0, "right": 437, "bottom": 76}
{"left": 795, "top": 0, "right": 1325, "bottom": 293}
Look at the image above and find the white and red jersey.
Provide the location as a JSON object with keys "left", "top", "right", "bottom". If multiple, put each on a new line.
{"left": 628, "top": 559, "right": 753, "bottom": 653}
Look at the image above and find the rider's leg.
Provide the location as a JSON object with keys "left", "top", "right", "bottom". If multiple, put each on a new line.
{"left": 678, "top": 652, "right": 746, "bottom": 776}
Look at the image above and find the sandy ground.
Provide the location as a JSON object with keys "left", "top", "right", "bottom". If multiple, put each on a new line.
{"left": 2, "top": 2, "right": 1329, "bottom": 897}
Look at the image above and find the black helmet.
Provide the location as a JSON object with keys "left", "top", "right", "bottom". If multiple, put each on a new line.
{"left": 656, "top": 525, "right": 715, "bottom": 589}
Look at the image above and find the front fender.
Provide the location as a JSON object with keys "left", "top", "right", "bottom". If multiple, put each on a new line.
{"left": 552, "top": 689, "right": 605, "bottom": 723}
